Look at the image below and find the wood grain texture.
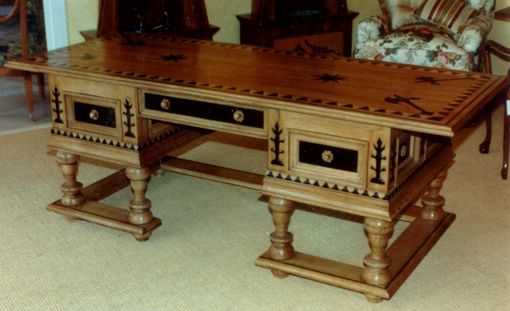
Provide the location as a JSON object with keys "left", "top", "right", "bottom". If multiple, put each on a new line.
{"left": 7, "top": 37, "right": 506, "bottom": 302}
{"left": 5, "top": 37, "right": 507, "bottom": 137}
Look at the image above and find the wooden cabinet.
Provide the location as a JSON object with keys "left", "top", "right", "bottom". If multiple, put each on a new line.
{"left": 97, "top": 0, "right": 219, "bottom": 40}
{"left": 237, "top": 11, "right": 358, "bottom": 57}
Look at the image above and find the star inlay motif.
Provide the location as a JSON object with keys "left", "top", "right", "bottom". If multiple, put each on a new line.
{"left": 314, "top": 73, "right": 346, "bottom": 84}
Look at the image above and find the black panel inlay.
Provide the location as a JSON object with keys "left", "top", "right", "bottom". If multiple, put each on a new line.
{"left": 299, "top": 141, "right": 358, "bottom": 172}
{"left": 144, "top": 93, "right": 264, "bottom": 129}
{"left": 270, "top": 122, "right": 284, "bottom": 166}
{"left": 123, "top": 98, "right": 135, "bottom": 137}
{"left": 370, "top": 138, "right": 387, "bottom": 185}
{"left": 74, "top": 102, "right": 116, "bottom": 128}
{"left": 51, "top": 87, "right": 63, "bottom": 124}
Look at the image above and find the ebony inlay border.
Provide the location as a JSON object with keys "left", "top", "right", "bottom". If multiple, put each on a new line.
{"left": 50, "top": 126, "right": 180, "bottom": 151}
{"left": 31, "top": 37, "right": 495, "bottom": 125}
{"left": 266, "top": 145, "right": 444, "bottom": 205}
{"left": 266, "top": 170, "right": 389, "bottom": 201}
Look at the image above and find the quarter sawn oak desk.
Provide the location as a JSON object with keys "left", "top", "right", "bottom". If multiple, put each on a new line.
{"left": 6, "top": 36, "right": 506, "bottom": 303}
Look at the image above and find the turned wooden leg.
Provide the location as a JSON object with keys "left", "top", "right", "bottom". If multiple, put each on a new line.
{"left": 362, "top": 218, "right": 393, "bottom": 303}
{"left": 268, "top": 196, "right": 295, "bottom": 278}
{"left": 56, "top": 151, "right": 85, "bottom": 208}
{"left": 421, "top": 169, "right": 447, "bottom": 221}
{"left": 502, "top": 108, "right": 509, "bottom": 179}
{"left": 37, "top": 74, "right": 45, "bottom": 99}
{"left": 125, "top": 167, "right": 153, "bottom": 241}
{"left": 479, "top": 113, "right": 492, "bottom": 154}
{"left": 23, "top": 72, "right": 35, "bottom": 121}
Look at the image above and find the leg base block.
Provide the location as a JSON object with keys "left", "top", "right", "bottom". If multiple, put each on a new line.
{"left": 48, "top": 201, "right": 161, "bottom": 241}
{"left": 256, "top": 209, "right": 455, "bottom": 302}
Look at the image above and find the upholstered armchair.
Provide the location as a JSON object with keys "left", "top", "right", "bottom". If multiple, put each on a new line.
{"left": 353, "top": 0, "right": 495, "bottom": 72}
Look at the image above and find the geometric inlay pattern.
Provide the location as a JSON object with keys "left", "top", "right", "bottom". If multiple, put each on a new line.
{"left": 314, "top": 73, "right": 346, "bottom": 84}
{"left": 265, "top": 170, "right": 390, "bottom": 201}
{"left": 50, "top": 126, "right": 181, "bottom": 151}
{"left": 29, "top": 36, "right": 497, "bottom": 129}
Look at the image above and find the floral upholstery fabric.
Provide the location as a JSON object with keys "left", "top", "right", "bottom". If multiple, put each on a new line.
{"left": 0, "top": 0, "right": 46, "bottom": 67}
{"left": 354, "top": 0, "right": 495, "bottom": 72}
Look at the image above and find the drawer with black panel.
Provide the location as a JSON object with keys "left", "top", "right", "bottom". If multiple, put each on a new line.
{"left": 289, "top": 131, "right": 368, "bottom": 188}
{"left": 141, "top": 91, "right": 265, "bottom": 137}
{"left": 65, "top": 93, "right": 122, "bottom": 138}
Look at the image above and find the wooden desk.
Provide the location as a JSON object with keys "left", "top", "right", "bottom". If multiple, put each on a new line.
{"left": 6, "top": 36, "right": 507, "bottom": 303}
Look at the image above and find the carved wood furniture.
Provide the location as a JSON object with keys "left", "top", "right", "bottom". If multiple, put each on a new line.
{"left": 5, "top": 36, "right": 507, "bottom": 303}
{"left": 0, "top": 0, "right": 45, "bottom": 120}
{"left": 237, "top": 0, "right": 357, "bottom": 57}
{"left": 479, "top": 6, "right": 510, "bottom": 179}
{"left": 95, "top": 0, "right": 218, "bottom": 40}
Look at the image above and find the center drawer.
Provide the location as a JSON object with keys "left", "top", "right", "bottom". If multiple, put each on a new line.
{"left": 143, "top": 93, "right": 264, "bottom": 129}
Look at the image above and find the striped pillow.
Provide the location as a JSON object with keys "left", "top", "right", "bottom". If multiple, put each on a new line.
{"left": 414, "top": 0, "right": 479, "bottom": 35}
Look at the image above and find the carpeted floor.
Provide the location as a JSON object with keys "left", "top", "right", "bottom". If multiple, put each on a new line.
{"left": 0, "top": 76, "right": 51, "bottom": 135}
{"left": 0, "top": 105, "right": 508, "bottom": 309}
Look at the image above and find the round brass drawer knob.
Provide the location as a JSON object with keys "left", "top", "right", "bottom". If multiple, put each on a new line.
{"left": 89, "top": 109, "right": 99, "bottom": 121}
{"left": 400, "top": 145, "right": 408, "bottom": 158}
{"left": 233, "top": 109, "right": 245, "bottom": 123}
{"left": 160, "top": 98, "right": 171, "bottom": 110}
{"left": 321, "top": 150, "right": 334, "bottom": 163}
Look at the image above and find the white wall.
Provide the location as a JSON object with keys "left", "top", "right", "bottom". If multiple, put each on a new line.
{"left": 43, "top": 0, "right": 68, "bottom": 50}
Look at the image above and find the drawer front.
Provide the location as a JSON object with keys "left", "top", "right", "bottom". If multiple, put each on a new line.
{"left": 289, "top": 131, "right": 368, "bottom": 188}
{"left": 65, "top": 93, "right": 121, "bottom": 138}
{"left": 144, "top": 93, "right": 264, "bottom": 129}
{"left": 299, "top": 141, "right": 358, "bottom": 173}
{"left": 74, "top": 101, "right": 116, "bottom": 128}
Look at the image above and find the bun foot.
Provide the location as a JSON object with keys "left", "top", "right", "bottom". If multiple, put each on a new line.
{"left": 133, "top": 232, "right": 151, "bottom": 242}
{"left": 271, "top": 269, "right": 289, "bottom": 279}
{"left": 65, "top": 215, "right": 80, "bottom": 222}
{"left": 365, "top": 294, "right": 383, "bottom": 303}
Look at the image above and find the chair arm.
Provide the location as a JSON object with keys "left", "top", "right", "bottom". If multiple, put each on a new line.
{"left": 356, "top": 16, "right": 389, "bottom": 44}
{"left": 0, "top": 0, "right": 19, "bottom": 24}
{"left": 457, "top": 14, "right": 493, "bottom": 53}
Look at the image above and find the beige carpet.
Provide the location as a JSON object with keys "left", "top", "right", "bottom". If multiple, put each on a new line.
{"left": 0, "top": 107, "right": 509, "bottom": 310}
{"left": 0, "top": 76, "right": 51, "bottom": 135}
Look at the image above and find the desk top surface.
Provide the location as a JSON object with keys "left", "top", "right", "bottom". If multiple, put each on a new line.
{"left": 7, "top": 36, "right": 506, "bottom": 137}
